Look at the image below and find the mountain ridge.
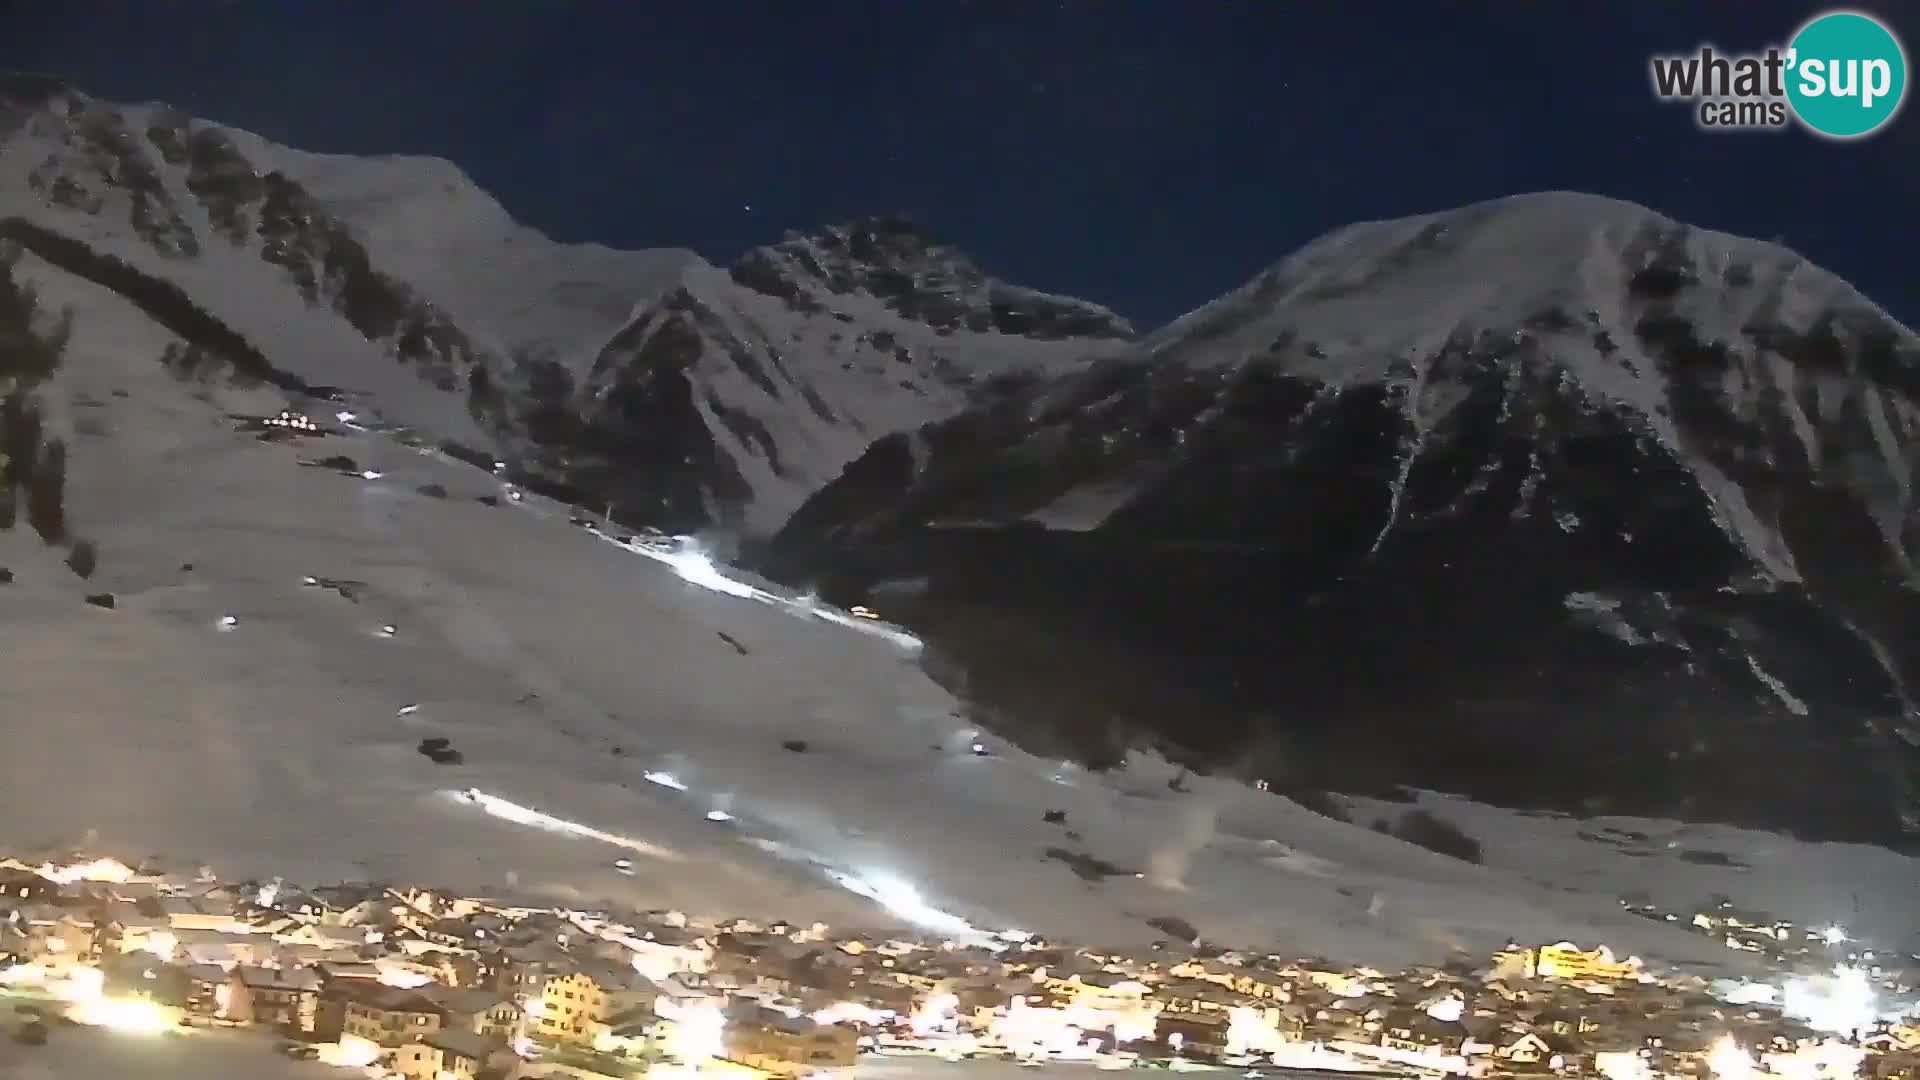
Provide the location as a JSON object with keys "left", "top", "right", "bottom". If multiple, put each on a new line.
{"left": 765, "top": 191, "right": 1920, "bottom": 849}
{"left": 6, "top": 77, "right": 1918, "bottom": 854}
{"left": 0, "top": 77, "right": 1133, "bottom": 536}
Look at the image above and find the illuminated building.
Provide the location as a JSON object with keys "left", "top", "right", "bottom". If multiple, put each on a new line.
{"left": 389, "top": 1029, "right": 510, "bottom": 1080}
{"left": 342, "top": 986, "right": 444, "bottom": 1047}
{"left": 725, "top": 1003, "right": 859, "bottom": 1074}
{"left": 1505, "top": 942, "right": 1645, "bottom": 982}
{"left": 227, "top": 966, "right": 320, "bottom": 1033}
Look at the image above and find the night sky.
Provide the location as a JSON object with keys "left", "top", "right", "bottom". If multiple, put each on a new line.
{"left": 7, "top": 1, "right": 1916, "bottom": 327}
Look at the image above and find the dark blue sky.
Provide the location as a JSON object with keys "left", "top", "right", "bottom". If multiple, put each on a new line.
{"left": 7, "top": 1, "right": 1916, "bottom": 327}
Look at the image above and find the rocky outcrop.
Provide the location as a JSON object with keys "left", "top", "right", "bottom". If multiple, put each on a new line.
{"left": 515, "top": 220, "right": 1136, "bottom": 535}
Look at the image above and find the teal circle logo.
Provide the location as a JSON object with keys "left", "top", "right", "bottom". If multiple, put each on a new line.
{"left": 1786, "top": 10, "right": 1908, "bottom": 139}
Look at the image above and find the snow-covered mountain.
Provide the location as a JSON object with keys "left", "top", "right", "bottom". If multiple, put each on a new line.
{"left": 525, "top": 216, "right": 1134, "bottom": 535}
{"left": 769, "top": 192, "right": 1920, "bottom": 847}
{"left": 2, "top": 230, "right": 1912, "bottom": 972}
{"left": 5, "top": 74, "right": 1917, "bottom": 967}
{"left": 0, "top": 76, "right": 1131, "bottom": 537}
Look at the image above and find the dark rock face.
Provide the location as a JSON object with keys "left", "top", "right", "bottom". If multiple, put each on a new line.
{"left": 513, "top": 219, "right": 1136, "bottom": 535}
{"left": 541, "top": 291, "right": 764, "bottom": 532}
{"left": 769, "top": 201, "right": 1920, "bottom": 848}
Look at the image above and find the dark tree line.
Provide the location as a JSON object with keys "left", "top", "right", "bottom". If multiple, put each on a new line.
{"left": 0, "top": 244, "right": 92, "bottom": 570}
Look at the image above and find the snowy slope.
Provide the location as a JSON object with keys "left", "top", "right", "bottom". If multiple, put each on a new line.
{"left": 770, "top": 192, "right": 1920, "bottom": 847}
{"left": 4, "top": 242, "right": 1897, "bottom": 975}
{"left": 0, "top": 76, "right": 505, "bottom": 449}
{"left": 532, "top": 216, "right": 1136, "bottom": 536}
{"left": 1133, "top": 191, "right": 1917, "bottom": 577}
{"left": 0, "top": 79, "right": 1135, "bottom": 539}
{"left": 242, "top": 136, "right": 699, "bottom": 372}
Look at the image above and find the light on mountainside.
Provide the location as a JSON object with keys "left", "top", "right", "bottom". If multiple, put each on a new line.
{"left": 614, "top": 533, "right": 922, "bottom": 650}
{"left": 644, "top": 771, "right": 688, "bottom": 791}
{"left": 827, "top": 869, "right": 994, "bottom": 944}
{"left": 447, "top": 787, "right": 680, "bottom": 861}
{"left": 659, "top": 541, "right": 765, "bottom": 601}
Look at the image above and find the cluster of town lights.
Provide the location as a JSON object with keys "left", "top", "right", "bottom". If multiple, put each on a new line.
{"left": 262, "top": 410, "right": 320, "bottom": 433}
{"left": 0, "top": 860, "right": 1908, "bottom": 1080}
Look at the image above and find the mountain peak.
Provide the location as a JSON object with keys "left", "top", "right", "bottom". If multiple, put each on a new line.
{"left": 1150, "top": 189, "right": 1913, "bottom": 390}
{"left": 802, "top": 212, "right": 936, "bottom": 252}
{"left": 728, "top": 216, "right": 1134, "bottom": 343}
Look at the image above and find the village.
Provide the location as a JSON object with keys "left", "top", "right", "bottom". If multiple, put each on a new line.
{"left": 2, "top": 853, "right": 1918, "bottom": 1080}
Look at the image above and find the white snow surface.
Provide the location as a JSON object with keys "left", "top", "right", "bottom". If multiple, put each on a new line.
{"left": 4, "top": 254, "right": 1914, "bottom": 974}
{"left": 1144, "top": 191, "right": 1920, "bottom": 584}
{"left": 584, "top": 253, "right": 1129, "bottom": 535}
{"left": 1345, "top": 791, "right": 1920, "bottom": 961}
{"left": 240, "top": 134, "right": 701, "bottom": 372}
{"left": 1151, "top": 192, "right": 1893, "bottom": 377}
{"left": 0, "top": 87, "right": 1132, "bottom": 539}
{"left": 0, "top": 97, "right": 492, "bottom": 451}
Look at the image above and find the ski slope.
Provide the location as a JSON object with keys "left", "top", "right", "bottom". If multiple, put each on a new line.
{"left": 1, "top": 254, "right": 1913, "bottom": 974}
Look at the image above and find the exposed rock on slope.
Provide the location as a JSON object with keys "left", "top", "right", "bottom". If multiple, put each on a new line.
{"left": 518, "top": 216, "right": 1135, "bottom": 535}
{"left": 0, "top": 75, "right": 505, "bottom": 443}
{"left": 769, "top": 192, "right": 1920, "bottom": 847}
{"left": 0, "top": 79, "right": 1134, "bottom": 536}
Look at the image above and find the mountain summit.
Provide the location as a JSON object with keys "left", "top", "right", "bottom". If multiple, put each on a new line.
{"left": 0, "top": 81, "right": 1131, "bottom": 537}
{"left": 520, "top": 216, "right": 1134, "bottom": 534}
{"left": 768, "top": 191, "right": 1920, "bottom": 847}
